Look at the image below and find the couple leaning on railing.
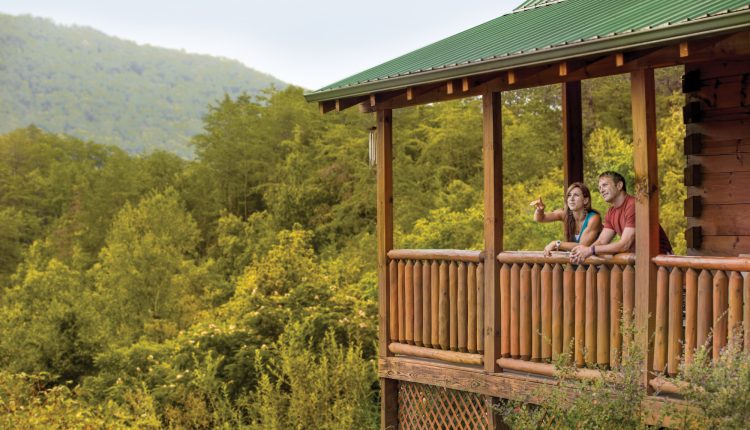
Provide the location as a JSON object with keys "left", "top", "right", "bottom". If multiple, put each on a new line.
{"left": 531, "top": 171, "right": 672, "bottom": 263}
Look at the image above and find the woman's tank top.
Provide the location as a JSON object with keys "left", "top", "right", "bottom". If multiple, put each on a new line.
{"left": 573, "top": 211, "right": 594, "bottom": 243}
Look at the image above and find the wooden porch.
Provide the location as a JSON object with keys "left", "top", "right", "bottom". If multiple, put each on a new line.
{"left": 305, "top": 3, "right": 750, "bottom": 427}
{"left": 373, "top": 48, "right": 750, "bottom": 430}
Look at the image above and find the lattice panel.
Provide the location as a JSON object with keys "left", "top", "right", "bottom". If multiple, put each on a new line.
{"left": 398, "top": 381, "right": 489, "bottom": 430}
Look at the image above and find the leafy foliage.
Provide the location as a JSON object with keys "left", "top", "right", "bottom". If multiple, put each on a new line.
{"left": 670, "top": 337, "right": 750, "bottom": 429}
{"left": 92, "top": 188, "right": 213, "bottom": 344}
{"left": 251, "top": 325, "right": 377, "bottom": 430}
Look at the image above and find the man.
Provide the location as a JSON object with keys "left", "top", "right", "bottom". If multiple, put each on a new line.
{"left": 570, "top": 171, "right": 672, "bottom": 264}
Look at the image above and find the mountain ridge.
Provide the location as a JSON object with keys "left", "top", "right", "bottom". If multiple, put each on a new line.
{"left": 0, "top": 13, "right": 287, "bottom": 157}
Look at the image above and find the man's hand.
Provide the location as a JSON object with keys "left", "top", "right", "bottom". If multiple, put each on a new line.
{"left": 569, "top": 244, "right": 592, "bottom": 264}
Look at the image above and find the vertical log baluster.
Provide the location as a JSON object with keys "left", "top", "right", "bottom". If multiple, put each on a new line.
{"left": 668, "top": 267, "right": 684, "bottom": 376}
{"left": 468, "top": 262, "right": 477, "bottom": 353}
{"left": 552, "top": 264, "right": 564, "bottom": 361}
{"left": 500, "top": 263, "right": 511, "bottom": 357}
{"left": 713, "top": 270, "right": 728, "bottom": 362}
{"left": 431, "top": 261, "right": 440, "bottom": 348}
{"left": 542, "top": 264, "right": 553, "bottom": 362}
{"left": 511, "top": 263, "right": 520, "bottom": 359}
{"left": 622, "top": 264, "right": 636, "bottom": 358}
{"left": 685, "top": 268, "right": 698, "bottom": 364}
{"left": 610, "top": 265, "right": 623, "bottom": 369}
{"left": 458, "top": 262, "right": 468, "bottom": 353}
{"left": 477, "top": 262, "right": 485, "bottom": 353}
{"left": 653, "top": 266, "right": 668, "bottom": 373}
{"left": 449, "top": 261, "right": 458, "bottom": 351}
{"left": 520, "top": 264, "right": 532, "bottom": 360}
{"left": 405, "top": 260, "right": 414, "bottom": 345}
{"left": 697, "top": 269, "right": 713, "bottom": 353}
{"left": 728, "top": 271, "right": 742, "bottom": 342}
{"left": 438, "top": 261, "right": 449, "bottom": 350}
{"left": 422, "top": 261, "right": 431, "bottom": 348}
{"left": 575, "top": 265, "right": 586, "bottom": 367}
{"left": 585, "top": 265, "right": 597, "bottom": 367}
{"left": 597, "top": 265, "right": 610, "bottom": 368}
{"left": 389, "top": 260, "right": 398, "bottom": 342}
{"left": 398, "top": 260, "right": 405, "bottom": 344}
{"left": 744, "top": 272, "right": 750, "bottom": 352}
{"left": 531, "top": 264, "right": 542, "bottom": 362}
{"left": 563, "top": 264, "right": 575, "bottom": 359}
{"left": 413, "top": 261, "right": 423, "bottom": 347}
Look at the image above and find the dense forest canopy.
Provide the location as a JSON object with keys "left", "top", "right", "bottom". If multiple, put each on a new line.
{"left": 0, "top": 64, "right": 687, "bottom": 427}
{"left": 0, "top": 14, "right": 286, "bottom": 157}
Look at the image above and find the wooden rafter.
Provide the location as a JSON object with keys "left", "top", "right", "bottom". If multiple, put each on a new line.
{"left": 335, "top": 95, "right": 369, "bottom": 112}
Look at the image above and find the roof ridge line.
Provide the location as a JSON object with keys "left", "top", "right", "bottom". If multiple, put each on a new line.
{"left": 512, "top": 0, "right": 567, "bottom": 13}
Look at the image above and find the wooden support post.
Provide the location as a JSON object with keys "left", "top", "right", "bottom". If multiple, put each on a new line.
{"left": 483, "top": 90, "right": 504, "bottom": 430}
{"left": 563, "top": 81, "right": 583, "bottom": 189}
{"left": 483, "top": 90, "right": 503, "bottom": 372}
{"left": 631, "top": 69, "right": 659, "bottom": 392}
{"left": 376, "top": 109, "right": 398, "bottom": 429}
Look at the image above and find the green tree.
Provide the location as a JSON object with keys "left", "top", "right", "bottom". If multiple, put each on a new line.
{"left": 251, "top": 324, "right": 378, "bottom": 430}
{"left": 0, "top": 241, "right": 101, "bottom": 384}
{"left": 93, "top": 188, "right": 212, "bottom": 344}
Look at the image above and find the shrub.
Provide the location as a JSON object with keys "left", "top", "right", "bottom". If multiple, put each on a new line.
{"left": 0, "top": 371, "right": 160, "bottom": 429}
{"left": 497, "top": 326, "right": 649, "bottom": 429}
{"left": 250, "top": 323, "right": 378, "bottom": 430}
{"left": 670, "top": 334, "right": 750, "bottom": 430}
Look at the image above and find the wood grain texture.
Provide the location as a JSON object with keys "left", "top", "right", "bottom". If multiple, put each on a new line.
{"left": 632, "top": 68, "right": 659, "bottom": 390}
{"left": 375, "top": 109, "right": 396, "bottom": 429}
{"left": 483, "top": 90, "right": 503, "bottom": 373}
{"left": 668, "top": 267, "right": 684, "bottom": 376}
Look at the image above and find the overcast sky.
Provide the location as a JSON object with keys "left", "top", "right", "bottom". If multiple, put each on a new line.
{"left": 0, "top": 0, "right": 521, "bottom": 90}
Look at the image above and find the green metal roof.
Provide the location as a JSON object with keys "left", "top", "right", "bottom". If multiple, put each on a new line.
{"left": 514, "top": 0, "right": 564, "bottom": 12}
{"left": 305, "top": 0, "right": 750, "bottom": 102}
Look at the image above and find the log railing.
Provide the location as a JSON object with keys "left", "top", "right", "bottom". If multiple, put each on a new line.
{"left": 385, "top": 250, "right": 750, "bottom": 396}
{"left": 651, "top": 255, "right": 750, "bottom": 378}
{"left": 386, "top": 249, "right": 485, "bottom": 366}
{"left": 495, "top": 251, "right": 636, "bottom": 376}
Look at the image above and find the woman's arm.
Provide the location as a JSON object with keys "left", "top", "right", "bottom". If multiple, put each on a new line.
{"left": 577, "top": 214, "right": 602, "bottom": 246}
{"left": 543, "top": 240, "right": 577, "bottom": 256}
{"left": 534, "top": 208, "right": 564, "bottom": 223}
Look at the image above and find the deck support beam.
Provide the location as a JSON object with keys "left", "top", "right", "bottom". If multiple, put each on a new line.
{"left": 562, "top": 81, "right": 584, "bottom": 189}
{"left": 631, "top": 69, "right": 659, "bottom": 393}
{"left": 376, "top": 109, "right": 398, "bottom": 429}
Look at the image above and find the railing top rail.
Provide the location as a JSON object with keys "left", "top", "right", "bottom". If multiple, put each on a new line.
{"left": 496, "top": 251, "right": 635, "bottom": 266}
{"left": 388, "top": 249, "right": 484, "bottom": 263}
{"left": 653, "top": 254, "right": 750, "bottom": 272}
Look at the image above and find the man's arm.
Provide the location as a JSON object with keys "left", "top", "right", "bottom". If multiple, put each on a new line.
{"left": 569, "top": 228, "right": 617, "bottom": 263}
{"left": 591, "top": 227, "right": 634, "bottom": 255}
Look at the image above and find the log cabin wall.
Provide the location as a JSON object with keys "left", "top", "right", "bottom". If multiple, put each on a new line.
{"left": 684, "top": 59, "right": 750, "bottom": 256}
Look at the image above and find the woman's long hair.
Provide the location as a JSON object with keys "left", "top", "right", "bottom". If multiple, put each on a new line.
{"left": 563, "top": 182, "right": 599, "bottom": 242}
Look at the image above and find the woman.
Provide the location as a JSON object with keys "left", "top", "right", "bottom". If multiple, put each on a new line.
{"left": 530, "top": 182, "right": 602, "bottom": 256}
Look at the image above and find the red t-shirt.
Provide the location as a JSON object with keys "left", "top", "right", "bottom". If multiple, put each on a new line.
{"left": 603, "top": 194, "right": 672, "bottom": 254}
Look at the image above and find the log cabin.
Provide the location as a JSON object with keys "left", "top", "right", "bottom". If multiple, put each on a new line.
{"left": 304, "top": 1, "right": 750, "bottom": 428}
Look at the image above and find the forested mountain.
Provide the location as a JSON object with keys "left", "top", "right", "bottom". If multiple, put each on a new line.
{"left": 0, "top": 13, "right": 286, "bottom": 157}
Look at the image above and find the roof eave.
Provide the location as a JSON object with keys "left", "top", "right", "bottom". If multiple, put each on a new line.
{"left": 304, "top": 10, "right": 750, "bottom": 103}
